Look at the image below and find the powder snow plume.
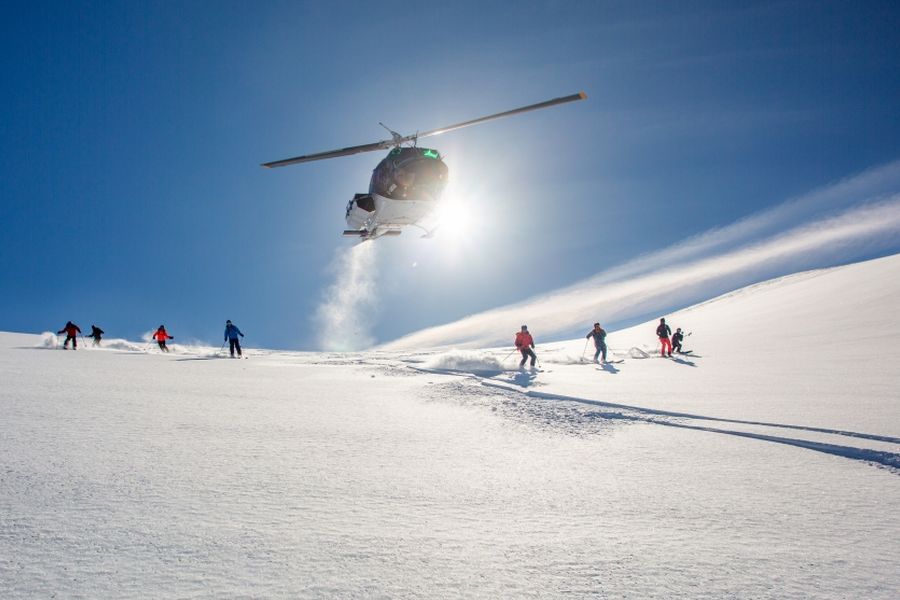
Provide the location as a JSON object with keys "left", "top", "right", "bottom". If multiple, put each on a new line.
{"left": 315, "top": 243, "right": 379, "bottom": 351}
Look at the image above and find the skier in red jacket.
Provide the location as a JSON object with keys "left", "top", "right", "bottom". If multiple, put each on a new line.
{"left": 57, "top": 321, "right": 81, "bottom": 350}
{"left": 514, "top": 325, "right": 537, "bottom": 368}
{"left": 152, "top": 325, "right": 173, "bottom": 352}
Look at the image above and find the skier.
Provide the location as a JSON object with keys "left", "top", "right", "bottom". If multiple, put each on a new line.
{"left": 672, "top": 327, "right": 685, "bottom": 354}
{"left": 56, "top": 321, "right": 81, "bottom": 350}
{"left": 224, "top": 320, "right": 244, "bottom": 358}
{"left": 87, "top": 325, "right": 105, "bottom": 347}
{"left": 585, "top": 322, "right": 607, "bottom": 363}
{"left": 152, "top": 325, "right": 173, "bottom": 352}
{"left": 515, "top": 325, "right": 537, "bottom": 368}
{"left": 656, "top": 318, "right": 672, "bottom": 357}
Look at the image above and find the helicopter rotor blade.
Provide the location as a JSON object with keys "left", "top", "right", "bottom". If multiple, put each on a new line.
{"left": 416, "top": 91, "right": 587, "bottom": 140}
{"left": 261, "top": 139, "right": 402, "bottom": 168}
{"left": 261, "top": 91, "right": 586, "bottom": 168}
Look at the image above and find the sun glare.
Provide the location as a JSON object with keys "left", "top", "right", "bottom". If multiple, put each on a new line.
{"left": 436, "top": 198, "right": 471, "bottom": 240}
{"left": 431, "top": 169, "right": 488, "bottom": 248}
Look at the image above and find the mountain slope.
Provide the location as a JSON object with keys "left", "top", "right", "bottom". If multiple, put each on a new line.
{"left": 527, "top": 253, "right": 900, "bottom": 436}
{"left": 1, "top": 254, "right": 898, "bottom": 598}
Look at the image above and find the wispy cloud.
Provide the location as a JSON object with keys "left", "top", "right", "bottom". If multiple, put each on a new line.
{"left": 587, "top": 160, "right": 900, "bottom": 286}
{"left": 381, "top": 162, "right": 900, "bottom": 350}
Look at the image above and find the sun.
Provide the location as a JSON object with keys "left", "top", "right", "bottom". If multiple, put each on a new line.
{"left": 435, "top": 198, "right": 471, "bottom": 240}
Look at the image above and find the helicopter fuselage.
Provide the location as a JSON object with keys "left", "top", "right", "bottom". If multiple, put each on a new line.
{"left": 344, "top": 146, "right": 448, "bottom": 239}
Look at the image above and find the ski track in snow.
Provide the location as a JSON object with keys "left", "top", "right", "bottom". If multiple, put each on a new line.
{"left": 402, "top": 361, "right": 900, "bottom": 475}
{"left": 26, "top": 334, "right": 900, "bottom": 473}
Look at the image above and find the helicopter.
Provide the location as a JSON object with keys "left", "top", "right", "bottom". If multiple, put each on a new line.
{"left": 262, "top": 92, "right": 586, "bottom": 240}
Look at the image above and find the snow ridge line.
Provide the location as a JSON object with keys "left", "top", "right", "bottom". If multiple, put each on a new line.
{"left": 404, "top": 366, "right": 900, "bottom": 473}
{"left": 657, "top": 420, "right": 900, "bottom": 473}
{"left": 408, "top": 363, "right": 900, "bottom": 444}
{"left": 478, "top": 381, "right": 900, "bottom": 473}
{"left": 487, "top": 382, "right": 900, "bottom": 445}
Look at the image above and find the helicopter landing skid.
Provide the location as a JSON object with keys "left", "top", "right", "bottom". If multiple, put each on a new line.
{"left": 342, "top": 229, "right": 402, "bottom": 240}
{"left": 410, "top": 223, "right": 438, "bottom": 239}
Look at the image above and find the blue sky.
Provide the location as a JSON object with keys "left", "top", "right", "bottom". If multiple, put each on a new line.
{"left": 2, "top": 1, "right": 899, "bottom": 349}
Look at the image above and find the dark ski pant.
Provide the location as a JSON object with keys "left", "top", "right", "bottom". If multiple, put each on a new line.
{"left": 157, "top": 340, "right": 169, "bottom": 352}
{"left": 63, "top": 335, "right": 77, "bottom": 349}
{"left": 228, "top": 338, "right": 242, "bottom": 357}
{"left": 519, "top": 347, "right": 536, "bottom": 367}
{"left": 593, "top": 342, "right": 607, "bottom": 362}
{"left": 672, "top": 340, "right": 682, "bottom": 353}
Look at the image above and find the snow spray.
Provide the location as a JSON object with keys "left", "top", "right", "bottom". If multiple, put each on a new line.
{"left": 315, "top": 242, "right": 379, "bottom": 351}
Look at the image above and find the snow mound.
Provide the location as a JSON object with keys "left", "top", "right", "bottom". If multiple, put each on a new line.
{"left": 33, "top": 332, "right": 223, "bottom": 356}
{"left": 422, "top": 350, "right": 506, "bottom": 374}
{"left": 38, "top": 332, "right": 58, "bottom": 348}
{"left": 100, "top": 338, "right": 156, "bottom": 352}
{"left": 544, "top": 353, "right": 592, "bottom": 365}
{"left": 628, "top": 347, "right": 651, "bottom": 359}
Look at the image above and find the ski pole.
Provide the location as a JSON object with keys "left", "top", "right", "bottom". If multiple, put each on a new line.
{"left": 581, "top": 338, "right": 589, "bottom": 362}
{"left": 502, "top": 348, "right": 517, "bottom": 363}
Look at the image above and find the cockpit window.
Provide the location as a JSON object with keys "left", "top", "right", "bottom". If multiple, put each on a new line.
{"left": 370, "top": 149, "right": 448, "bottom": 200}
{"left": 394, "top": 158, "right": 447, "bottom": 200}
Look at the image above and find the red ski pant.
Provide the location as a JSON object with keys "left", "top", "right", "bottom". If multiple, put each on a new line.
{"left": 659, "top": 337, "right": 672, "bottom": 356}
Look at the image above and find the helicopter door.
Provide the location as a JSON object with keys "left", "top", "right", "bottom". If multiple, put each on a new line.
{"left": 346, "top": 193, "right": 378, "bottom": 231}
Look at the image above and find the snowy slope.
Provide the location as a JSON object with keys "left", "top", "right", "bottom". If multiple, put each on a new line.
{"left": 2, "top": 254, "right": 899, "bottom": 598}
{"left": 529, "top": 252, "right": 900, "bottom": 436}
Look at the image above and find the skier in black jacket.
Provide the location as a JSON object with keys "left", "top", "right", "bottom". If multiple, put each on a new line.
{"left": 87, "top": 325, "right": 105, "bottom": 347}
{"left": 672, "top": 327, "right": 684, "bottom": 354}
{"left": 585, "top": 322, "right": 607, "bottom": 363}
{"left": 656, "top": 318, "right": 672, "bottom": 357}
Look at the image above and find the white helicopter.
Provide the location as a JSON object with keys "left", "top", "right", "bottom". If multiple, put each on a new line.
{"left": 262, "top": 92, "right": 586, "bottom": 240}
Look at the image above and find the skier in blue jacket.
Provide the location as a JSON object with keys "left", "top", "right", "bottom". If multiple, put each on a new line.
{"left": 224, "top": 320, "right": 244, "bottom": 358}
{"left": 585, "top": 322, "right": 607, "bottom": 363}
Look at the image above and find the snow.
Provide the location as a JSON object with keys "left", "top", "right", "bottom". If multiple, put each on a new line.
{"left": 2, "top": 254, "right": 899, "bottom": 598}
